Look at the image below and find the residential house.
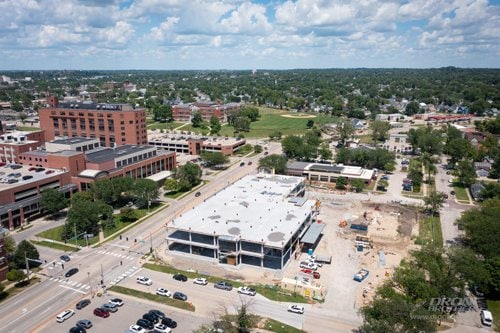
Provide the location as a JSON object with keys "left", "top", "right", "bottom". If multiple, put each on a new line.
{"left": 470, "top": 183, "right": 485, "bottom": 201}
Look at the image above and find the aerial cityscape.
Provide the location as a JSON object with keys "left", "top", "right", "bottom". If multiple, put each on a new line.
{"left": 0, "top": 1, "right": 499, "bottom": 333}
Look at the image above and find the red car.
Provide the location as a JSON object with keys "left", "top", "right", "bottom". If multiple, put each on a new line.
{"left": 93, "top": 308, "right": 110, "bottom": 318}
{"left": 301, "top": 269, "right": 320, "bottom": 279}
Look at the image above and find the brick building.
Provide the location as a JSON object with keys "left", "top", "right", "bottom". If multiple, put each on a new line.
{"left": 0, "top": 229, "right": 9, "bottom": 281}
{"left": 172, "top": 102, "right": 241, "bottom": 122}
{"left": 148, "top": 133, "right": 245, "bottom": 156}
{"left": 39, "top": 97, "right": 148, "bottom": 147}
{"left": 0, "top": 130, "right": 45, "bottom": 163}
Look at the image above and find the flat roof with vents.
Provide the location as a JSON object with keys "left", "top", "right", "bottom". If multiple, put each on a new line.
{"left": 168, "top": 174, "right": 315, "bottom": 247}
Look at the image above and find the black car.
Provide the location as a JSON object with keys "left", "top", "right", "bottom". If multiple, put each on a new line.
{"left": 136, "top": 319, "right": 154, "bottom": 330}
{"left": 149, "top": 309, "right": 165, "bottom": 318}
{"left": 60, "top": 255, "right": 71, "bottom": 262}
{"left": 76, "top": 319, "right": 92, "bottom": 329}
{"left": 22, "top": 175, "right": 33, "bottom": 180}
{"left": 173, "top": 292, "right": 187, "bottom": 301}
{"left": 76, "top": 299, "right": 91, "bottom": 310}
{"left": 143, "top": 312, "right": 160, "bottom": 324}
{"left": 69, "top": 327, "right": 86, "bottom": 333}
{"left": 161, "top": 317, "right": 178, "bottom": 328}
{"left": 173, "top": 273, "right": 187, "bottom": 282}
{"left": 194, "top": 191, "right": 201, "bottom": 197}
{"left": 65, "top": 268, "right": 79, "bottom": 278}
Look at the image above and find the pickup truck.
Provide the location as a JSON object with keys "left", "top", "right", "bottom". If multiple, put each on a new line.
{"left": 300, "top": 261, "right": 318, "bottom": 271}
{"left": 237, "top": 286, "right": 256, "bottom": 296}
{"left": 353, "top": 269, "right": 370, "bottom": 282}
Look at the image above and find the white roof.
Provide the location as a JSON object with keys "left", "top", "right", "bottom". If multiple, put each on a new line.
{"left": 78, "top": 169, "right": 106, "bottom": 178}
{"left": 146, "top": 171, "right": 172, "bottom": 181}
{"left": 170, "top": 174, "right": 315, "bottom": 247}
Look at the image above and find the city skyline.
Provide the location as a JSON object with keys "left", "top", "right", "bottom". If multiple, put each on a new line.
{"left": 0, "top": 0, "right": 499, "bottom": 70}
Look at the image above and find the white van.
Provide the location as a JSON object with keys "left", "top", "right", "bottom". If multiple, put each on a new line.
{"left": 56, "top": 309, "right": 75, "bottom": 323}
{"left": 480, "top": 310, "right": 493, "bottom": 327}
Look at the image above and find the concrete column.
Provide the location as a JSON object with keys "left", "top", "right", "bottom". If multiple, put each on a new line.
{"left": 7, "top": 209, "right": 13, "bottom": 230}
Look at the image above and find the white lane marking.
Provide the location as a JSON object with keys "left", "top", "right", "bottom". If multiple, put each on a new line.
{"left": 59, "top": 284, "right": 86, "bottom": 294}
{"left": 109, "top": 243, "right": 130, "bottom": 249}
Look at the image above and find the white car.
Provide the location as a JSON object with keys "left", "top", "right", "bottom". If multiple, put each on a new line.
{"left": 237, "top": 286, "right": 257, "bottom": 296}
{"left": 129, "top": 324, "right": 146, "bottom": 333}
{"left": 153, "top": 323, "right": 172, "bottom": 332}
{"left": 108, "top": 298, "right": 124, "bottom": 307}
{"left": 193, "top": 277, "right": 208, "bottom": 285}
{"left": 156, "top": 287, "right": 172, "bottom": 297}
{"left": 287, "top": 305, "right": 305, "bottom": 314}
{"left": 136, "top": 276, "right": 152, "bottom": 286}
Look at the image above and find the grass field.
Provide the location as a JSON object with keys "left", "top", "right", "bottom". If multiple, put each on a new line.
{"left": 36, "top": 224, "right": 98, "bottom": 246}
{"left": 15, "top": 126, "right": 41, "bottom": 132}
{"left": 147, "top": 121, "right": 184, "bottom": 130}
{"left": 31, "top": 240, "right": 79, "bottom": 252}
{"left": 452, "top": 183, "right": 470, "bottom": 202}
{"left": 415, "top": 216, "right": 443, "bottom": 247}
{"left": 103, "top": 203, "right": 164, "bottom": 238}
{"left": 486, "top": 300, "right": 500, "bottom": 332}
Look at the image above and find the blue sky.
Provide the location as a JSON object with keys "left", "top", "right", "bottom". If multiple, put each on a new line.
{"left": 0, "top": 0, "right": 499, "bottom": 70}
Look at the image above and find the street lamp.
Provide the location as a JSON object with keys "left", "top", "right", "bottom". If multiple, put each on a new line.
{"left": 87, "top": 272, "right": 93, "bottom": 298}
{"left": 25, "top": 252, "right": 43, "bottom": 282}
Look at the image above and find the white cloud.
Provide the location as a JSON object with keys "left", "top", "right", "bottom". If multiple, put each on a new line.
{"left": 97, "top": 21, "right": 135, "bottom": 44}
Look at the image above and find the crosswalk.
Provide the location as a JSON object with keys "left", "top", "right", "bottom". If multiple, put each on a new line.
{"left": 108, "top": 266, "right": 141, "bottom": 286}
{"left": 96, "top": 250, "right": 136, "bottom": 261}
{"left": 47, "top": 276, "right": 91, "bottom": 291}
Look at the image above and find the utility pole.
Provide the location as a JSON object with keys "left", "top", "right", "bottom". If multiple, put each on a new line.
{"left": 149, "top": 231, "right": 153, "bottom": 254}
{"left": 87, "top": 272, "right": 93, "bottom": 298}
{"left": 100, "top": 264, "right": 104, "bottom": 286}
{"left": 25, "top": 251, "right": 30, "bottom": 282}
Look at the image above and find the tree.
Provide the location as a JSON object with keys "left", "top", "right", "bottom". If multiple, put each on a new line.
{"left": 174, "top": 163, "right": 202, "bottom": 190}
{"left": 370, "top": 120, "right": 391, "bottom": 143}
{"left": 6, "top": 269, "right": 26, "bottom": 282}
{"left": 163, "top": 178, "right": 178, "bottom": 193}
{"left": 404, "top": 101, "right": 420, "bottom": 116}
{"left": 351, "top": 179, "right": 364, "bottom": 192}
{"left": 408, "top": 163, "right": 423, "bottom": 188}
{"left": 423, "top": 191, "right": 446, "bottom": 216}
{"left": 4, "top": 235, "right": 16, "bottom": 254}
{"left": 253, "top": 145, "right": 263, "bottom": 153}
{"left": 338, "top": 121, "right": 354, "bottom": 145}
{"left": 258, "top": 154, "right": 288, "bottom": 174}
{"left": 480, "top": 182, "right": 500, "bottom": 200}
{"left": 335, "top": 176, "right": 348, "bottom": 190}
{"left": 269, "top": 131, "right": 282, "bottom": 140}
{"left": 19, "top": 112, "right": 28, "bottom": 124}
{"left": 40, "top": 188, "right": 67, "bottom": 217}
{"left": 317, "top": 144, "right": 332, "bottom": 161}
{"left": 132, "top": 179, "right": 159, "bottom": 208}
{"left": 191, "top": 111, "right": 203, "bottom": 128}
{"left": 209, "top": 115, "right": 221, "bottom": 135}
{"left": 152, "top": 104, "right": 172, "bottom": 122}
{"left": 306, "top": 119, "right": 314, "bottom": 128}
{"left": 119, "top": 207, "right": 137, "bottom": 222}
{"left": 11, "top": 101, "right": 23, "bottom": 112}
{"left": 456, "top": 159, "right": 476, "bottom": 187}
{"left": 240, "top": 106, "right": 260, "bottom": 122}
{"left": 12, "top": 240, "right": 40, "bottom": 269}
{"left": 233, "top": 116, "right": 251, "bottom": 132}
{"left": 419, "top": 153, "right": 438, "bottom": 184}
{"left": 444, "top": 137, "right": 472, "bottom": 166}
{"left": 200, "top": 151, "right": 229, "bottom": 168}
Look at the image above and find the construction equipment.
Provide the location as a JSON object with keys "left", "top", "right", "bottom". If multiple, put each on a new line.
{"left": 353, "top": 269, "right": 370, "bottom": 282}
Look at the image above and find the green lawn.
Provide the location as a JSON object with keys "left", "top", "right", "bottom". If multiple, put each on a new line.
{"left": 0, "top": 278, "right": 40, "bottom": 304}
{"left": 143, "top": 263, "right": 308, "bottom": 303}
{"left": 109, "top": 285, "right": 195, "bottom": 312}
{"left": 36, "top": 225, "right": 98, "bottom": 247}
{"left": 147, "top": 121, "right": 184, "bottom": 130}
{"left": 264, "top": 318, "right": 305, "bottom": 333}
{"left": 103, "top": 203, "right": 164, "bottom": 238}
{"left": 415, "top": 216, "right": 443, "bottom": 247}
{"left": 15, "top": 126, "right": 41, "bottom": 132}
{"left": 452, "top": 183, "right": 470, "bottom": 202}
{"left": 487, "top": 300, "right": 500, "bottom": 332}
{"left": 31, "top": 240, "right": 79, "bottom": 252}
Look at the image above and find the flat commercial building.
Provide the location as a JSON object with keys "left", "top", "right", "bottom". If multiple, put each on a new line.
{"left": 0, "top": 130, "right": 45, "bottom": 163}
{"left": 287, "top": 161, "right": 375, "bottom": 183}
{"left": 172, "top": 102, "right": 241, "bottom": 122}
{"left": 166, "top": 174, "right": 316, "bottom": 270}
{"left": 148, "top": 133, "right": 246, "bottom": 156}
{"left": 39, "top": 97, "right": 147, "bottom": 147}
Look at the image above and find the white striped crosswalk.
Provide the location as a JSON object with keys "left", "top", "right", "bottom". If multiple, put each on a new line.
{"left": 108, "top": 266, "right": 140, "bottom": 286}
{"left": 96, "top": 250, "right": 136, "bottom": 261}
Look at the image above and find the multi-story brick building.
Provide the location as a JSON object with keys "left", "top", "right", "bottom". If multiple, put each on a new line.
{"left": 39, "top": 97, "right": 148, "bottom": 147}
{"left": 148, "top": 133, "right": 246, "bottom": 156}
{"left": 172, "top": 102, "right": 241, "bottom": 122}
{"left": 0, "top": 229, "right": 9, "bottom": 281}
{"left": 0, "top": 130, "right": 45, "bottom": 163}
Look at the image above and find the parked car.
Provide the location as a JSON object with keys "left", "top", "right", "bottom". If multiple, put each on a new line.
{"left": 149, "top": 309, "right": 165, "bottom": 319}
{"left": 75, "top": 319, "right": 92, "bottom": 329}
{"left": 193, "top": 277, "right": 208, "bottom": 285}
{"left": 22, "top": 175, "right": 33, "bottom": 180}
{"left": 299, "top": 262, "right": 318, "bottom": 271}
{"left": 173, "top": 292, "right": 187, "bottom": 301}
{"left": 93, "top": 308, "right": 110, "bottom": 318}
{"left": 153, "top": 323, "right": 172, "bottom": 333}
{"left": 143, "top": 312, "right": 160, "bottom": 324}
{"left": 287, "top": 305, "right": 305, "bottom": 314}
{"left": 108, "top": 298, "right": 123, "bottom": 307}
{"left": 101, "top": 303, "right": 118, "bottom": 312}
{"left": 172, "top": 273, "right": 187, "bottom": 282}
{"left": 136, "top": 276, "right": 153, "bottom": 285}
{"left": 136, "top": 319, "right": 154, "bottom": 330}
{"left": 60, "top": 255, "right": 71, "bottom": 262}
{"left": 240, "top": 162, "right": 245, "bottom": 166}
{"left": 76, "top": 299, "right": 91, "bottom": 310}
{"left": 156, "top": 288, "right": 172, "bottom": 297}
{"left": 195, "top": 191, "right": 201, "bottom": 197}
{"left": 65, "top": 268, "right": 79, "bottom": 278}
{"left": 45, "top": 170, "right": 55, "bottom": 174}
{"left": 69, "top": 327, "right": 86, "bottom": 333}
{"left": 161, "top": 317, "right": 177, "bottom": 328}
{"left": 237, "top": 286, "right": 256, "bottom": 296}
{"left": 214, "top": 281, "right": 233, "bottom": 291}
{"left": 129, "top": 325, "right": 146, "bottom": 333}
{"left": 301, "top": 269, "right": 320, "bottom": 279}
{"left": 248, "top": 161, "right": 253, "bottom": 165}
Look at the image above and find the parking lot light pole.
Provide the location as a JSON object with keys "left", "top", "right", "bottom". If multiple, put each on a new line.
{"left": 87, "top": 272, "right": 93, "bottom": 298}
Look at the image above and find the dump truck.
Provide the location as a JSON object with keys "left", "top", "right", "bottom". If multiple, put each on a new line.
{"left": 355, "top": 236, "right": 373, "bottom": 249}
{"left": 353, "top": 268, "right": 370, "bottom": 282}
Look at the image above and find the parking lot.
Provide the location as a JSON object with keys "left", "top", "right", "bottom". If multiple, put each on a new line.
{"left": 39, "top": 293, "right": 207, "bottom": 333}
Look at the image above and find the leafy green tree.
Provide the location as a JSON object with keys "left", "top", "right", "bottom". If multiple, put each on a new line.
{"left": 12, "top": 101, "right": 23, "bottom": 112}
{"left": 253, "top": 145, "right": 263, "bottom": 153}
{"left": 456, "top": 159, "right": 476, "bottom": 187}
{"left": 4, "top": 235, "right": 16, "bottom": 254}
{"left": 351, "top": 179, "right": 364, "bottom": 192}
{"left": 19, "top": 112, "right": 28, "bottom": 124}
{"left": 132, "top": 179, "right": 159, "bottom": 208}
{"left": 423, "top": 191, "right": 446, "bottom": 216}
{"left": 119, "top": 207, "right": 137, "bottom": 222}
{"left": 318, "top": 144, "right": 332, "bottom": 161}
{"left": 480, "top": 182, "right": 500, "bottom": 200}
{"left": 209, "top": 115, "right": 221, "bottom": 135}
{"left": 40, "top": 188, "right": 67, "bottom": 217}
{"left": 6, "top": 269, "right": 26, "bottom": 282}
{"left": 370, "top": 120, "right": 391, "bottom": 143}
{"left": 306, "top": 119, "right": 314, "bottom": 128}
{"left": 281, "top": 135, "right": 304, "bottom": 159}
{"left": 163, "top": 178, "right": 178, "bottom": 193}
{"left": 258, "top": 154, "right": 288, "bottom": 174}
{"left": 335, "top": 176, "right": 348, "bottom": 190}
{"left": 233, "top": 116, "right": 251, "bottom": 132}
{"left": 200, "top": 151, "right": 229, "bottom": 168}
{"left": 174, "top": 163, "right": 202, "bottom": 190}
{"left": 404, "top": 101, "right": 420, "bottom": 116}
{"left": 419, "top": 153, "right": 438, "bottom": 184}
{"left": 444, "top": 138, "right": 472, "bottom": 166}
{"left": 12, "top": 240, "right": 40, "bottom": 269}
{"left": 191, "top": 111, "right": 203, "bottom": 128}
{"left": 408, "top": 164, "right": 423, "bottom": 188}
{"left": 240, "top": 106, "right": 260, "bottom": 121}
{"left": 269, "top": 131, "right": 282, "bottom": 140}
{"left": 152, "top": 104, "right": 172, "bottom": 122}
{"left": 338, "top": 121, "right": 354, "bottom": 145}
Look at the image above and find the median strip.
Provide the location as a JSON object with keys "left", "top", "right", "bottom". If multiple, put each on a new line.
{"left": 108, "top": 285, "right": 195, "bottom": 312}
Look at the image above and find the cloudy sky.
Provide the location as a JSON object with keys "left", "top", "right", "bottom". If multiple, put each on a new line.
{"left": 1, "top": 0, "right": 499, "bottom": 70}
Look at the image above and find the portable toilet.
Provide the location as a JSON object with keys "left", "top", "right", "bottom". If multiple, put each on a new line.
{"left": 308, "top": 248, "right": 313, "bottom": 256}
{"left": 357, "top": 245, "right": 363, "bottom": 252}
